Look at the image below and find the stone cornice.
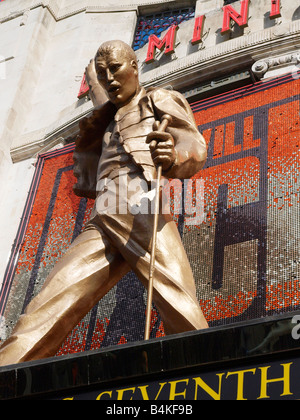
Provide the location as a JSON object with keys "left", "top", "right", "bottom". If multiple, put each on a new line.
{"left": 10, "top": 101, "right": 94, "bottom": 163}
{"left": 0, "top": 0, "right": 177, "bottom": 24}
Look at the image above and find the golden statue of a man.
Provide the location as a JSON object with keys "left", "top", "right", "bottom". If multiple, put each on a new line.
{"left": 0, "top": 40, "right": 208, "bottom": 366}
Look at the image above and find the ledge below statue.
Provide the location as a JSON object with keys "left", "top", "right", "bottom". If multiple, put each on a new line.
{"left": 1, "top": 312, "right": 300, "bottom": 400}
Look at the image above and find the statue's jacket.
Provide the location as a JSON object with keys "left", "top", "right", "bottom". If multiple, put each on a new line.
{"left": 73, "top": 87, "right": 207, "bottom": 199}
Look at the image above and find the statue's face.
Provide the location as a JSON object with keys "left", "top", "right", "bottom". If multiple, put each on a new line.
{"left": 95, "top": 47, "right": 139, "bottom": 108}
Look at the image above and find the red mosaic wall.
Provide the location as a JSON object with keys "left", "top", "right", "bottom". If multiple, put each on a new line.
{"left": 190, "top": 74, "right": 300, "bottom": 325}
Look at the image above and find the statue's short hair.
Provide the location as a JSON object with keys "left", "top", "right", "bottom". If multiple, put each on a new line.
{"left": 95, "top": 40, "right": 137, "bottom": 66}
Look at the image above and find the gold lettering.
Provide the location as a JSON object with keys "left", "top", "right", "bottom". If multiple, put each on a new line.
{"left": 138, "top": 383, "right": 167, "bottom": 400}
{"left": 63, "top": 397, "right": 74, "bottom": 400}
{"left": 116, "top": 387, "right": 136, "bottom": 400}
{"left": 226, "top": 369, "right": 256, "bottom": 400}
{"left": 193, "top": 374, "right": 224, "bottom": 400}
{"left": 96, "top": 390, "right": 112, "bottom": 400}
{"left": 258, "top": 363, "right": 293, "bottom": 399}
{"left": 169, "top": 379, "right": 189, "bottom": 400}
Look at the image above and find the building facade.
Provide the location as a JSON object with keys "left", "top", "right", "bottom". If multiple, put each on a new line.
{"left": 0, "top": 0, "right": 299, "bottom": 357}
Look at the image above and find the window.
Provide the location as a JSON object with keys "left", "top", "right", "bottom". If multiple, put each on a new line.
{"left": 133, "top": 7, "right": 195, "bottom": 51}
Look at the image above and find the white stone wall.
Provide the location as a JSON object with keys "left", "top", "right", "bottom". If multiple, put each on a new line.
{"left": 0, "top": 0, "right": 299, "bottom": 286}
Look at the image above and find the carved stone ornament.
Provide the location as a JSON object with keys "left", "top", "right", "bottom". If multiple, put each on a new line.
{"left": 252, "top": 51, "right": 300, "bottom": 79}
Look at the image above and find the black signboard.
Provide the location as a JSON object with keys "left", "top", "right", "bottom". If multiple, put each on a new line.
{"left": 2, "top": 313, "right": 300, "bottom": 401}
{"left": 60, "top": 357, "right": 296, "bottom": 401}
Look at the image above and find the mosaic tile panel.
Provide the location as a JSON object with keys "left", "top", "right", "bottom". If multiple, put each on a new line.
{"left": 191, "top": 74, "right": 300, "bottom": 325}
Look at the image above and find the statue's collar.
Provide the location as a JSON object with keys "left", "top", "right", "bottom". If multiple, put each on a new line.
{"left": 114, "top": 86, "right": 146, "bottom": 122}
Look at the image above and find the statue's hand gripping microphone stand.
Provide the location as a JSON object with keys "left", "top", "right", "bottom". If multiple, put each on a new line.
{"left": 144, "top": 114, "right": 173, "bottom": 341}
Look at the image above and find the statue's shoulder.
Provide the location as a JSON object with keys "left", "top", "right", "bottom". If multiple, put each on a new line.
{"left": 146, "top": 86, "right": 189, "bottom": 109}
{"left": 146, "top": 86, "right": 181, "bottom": 100}
{"left": 145, "top": 86, "right": 193, "bottom": 122}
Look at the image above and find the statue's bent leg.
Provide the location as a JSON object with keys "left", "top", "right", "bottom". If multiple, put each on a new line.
{"left": 133, "top": 219, "right": 208, "bottom": 335}
{"left": 98, "top": 211, "right": 209, "bottom": 336}
{"left": 0, "top": 224, "right": 130, "bottom": 366}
